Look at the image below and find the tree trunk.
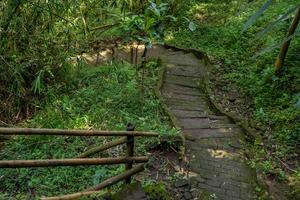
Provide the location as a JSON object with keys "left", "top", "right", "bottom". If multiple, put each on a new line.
{"left": 275, "top": 8, "right": 300, "bottom": 75}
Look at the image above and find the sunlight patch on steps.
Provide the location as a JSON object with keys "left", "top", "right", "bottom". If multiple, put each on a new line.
{"left": 207, "top": 148, "right": 241, "bottom": 160}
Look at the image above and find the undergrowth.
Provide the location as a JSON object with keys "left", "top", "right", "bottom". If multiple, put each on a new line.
{"left": 0, "top": 61, "right": 179, "bottom": 199}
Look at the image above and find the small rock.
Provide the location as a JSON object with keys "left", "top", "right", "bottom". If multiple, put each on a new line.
{"left": 229, "top": 95, "right": 236, "bottom": 102}
{"left": 174, "top": 179, "right": 189, "bottom": 188}
{"left": 184, "top": 192, "right": 193, "bottom": 199}
{"left": 190, "top": 176, "right": 206, "bottom": 184}
{"left": 191, "top": 189, "right": 199, "bottom": 197}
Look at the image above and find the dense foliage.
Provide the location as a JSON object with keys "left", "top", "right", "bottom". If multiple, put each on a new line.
{"left": 0, "top": 1, "right": 180, "bottom": 198}
{"left": 0, "top": 0, "right": 175, "bottom": 121}
{"left": 0, "top": 62, "right": 178, "bottom": 198}
{"left": 0, "top": 0, "right": 299, "bottom": 198}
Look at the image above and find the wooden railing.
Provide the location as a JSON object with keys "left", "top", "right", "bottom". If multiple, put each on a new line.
{"left": 0, "top": 124, "right": 159, "bottom": 200}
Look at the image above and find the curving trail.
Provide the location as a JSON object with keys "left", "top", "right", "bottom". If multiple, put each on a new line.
{"left": 159, "top": 47, "right": 257, "bottom": 200}
{"left": 98, "top": 45, "right": 259, "bottom": 199}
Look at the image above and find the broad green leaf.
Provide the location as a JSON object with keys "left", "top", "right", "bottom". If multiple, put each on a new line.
{"left": 243, "top": 0, "right": 273, "bottom": 32}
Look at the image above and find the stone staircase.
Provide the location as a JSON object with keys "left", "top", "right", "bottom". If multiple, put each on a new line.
{"left": 159, "top": 49, "right": 258, "bottom": 200}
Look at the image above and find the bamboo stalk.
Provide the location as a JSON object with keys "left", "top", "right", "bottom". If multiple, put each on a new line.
{"left": 0, "top": 156, "right": 148, "bottom": 168}
{"left": 41, "top": 164, "right": 145, "bottom": 200}
{"left": 0, "top": 128, "right": 159, "bottom": 137}
{"left": 275, "top": 8, "right": 300, "bottom": 74}
{"left": 76, "top": 137, "right": 127, "bottom": 158}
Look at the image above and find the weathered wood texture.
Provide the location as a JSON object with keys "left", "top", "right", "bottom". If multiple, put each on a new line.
{"left": 0, "top": 127, "right": 158, "bottom": 137}
{"left": 0, "top": 156, "right": 148, "bottom": 168}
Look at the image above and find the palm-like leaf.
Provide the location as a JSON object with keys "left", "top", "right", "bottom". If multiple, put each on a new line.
{"left": 257, "top": 3, "right": 300, "bottom": 37}
{"left": 243, "top": 0, "right": 273, "bottom": 32}
{"left": 253, "top": 30, "right": 300, "bottom": 59}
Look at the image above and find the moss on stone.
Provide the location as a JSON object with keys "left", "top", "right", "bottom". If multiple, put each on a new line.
{"left": 143, "top": 183, "right": 171, "bottom": 200}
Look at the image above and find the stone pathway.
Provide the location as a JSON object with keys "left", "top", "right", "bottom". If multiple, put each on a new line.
{"left": 158, "top": 48, "right": 258, "bottom": 200}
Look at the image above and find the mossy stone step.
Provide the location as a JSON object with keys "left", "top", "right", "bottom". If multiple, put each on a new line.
{"left": 162, "top": 83, "right": 202, "bottom": 96}
{"left": 163, "top": 93, "right": 204, "bottom": 101}
{"left": 179, "top": 115, "right": 231, "bottom": 122}
{"left": 171, "top": 110, "right": 212, "bottom": 118}
{"left": 179, "top": 118, "right": 238, "bottom": 129}
{"left": 189, "top": 137, "right": 243, "bottom": 149}
{"left": 164, "top": 53, "right": 200, "bottom": 66}
{"left": 166, "top": 64, "right": 204, "bottom": 77}
{"left": 164, "top": 74, "right": 200, "bottom": 88}
{"left": 183, "top": 128, "right": 241, "bottom": 140}
{"left": 165, "top": 98, "right": 207, "bottom": 108}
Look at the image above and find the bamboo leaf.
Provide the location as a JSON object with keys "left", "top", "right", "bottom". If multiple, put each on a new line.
{"left": 243, "top": 0, "right": 273, "bottom": 32}
{"left": 257, "top": 4, "right": 300, "bottom": 37}
{"left": 252, "top": 31, "right": 300, "bottom": 58}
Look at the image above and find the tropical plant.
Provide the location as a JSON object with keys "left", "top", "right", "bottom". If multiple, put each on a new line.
{"left": 119, "top": 2, "right": 175, "bottom": 109}
{"left": 244, "top": 0, "right": 300, "bottom": 75}
{"left": 0, "top": 0, "right": 105, "bottom": 120}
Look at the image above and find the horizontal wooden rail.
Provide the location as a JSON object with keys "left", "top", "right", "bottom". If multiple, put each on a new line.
{"left": 0, "top": 127, "right": 159, "bottom": 137}
{"left": 42, "top": 164, "right": 145, "bottom": 200}
{"left": 0, "top": 156, "right": 148, "bottom": 168}
{"left": 76, "top": 137, "right": 127, "bottom": 158}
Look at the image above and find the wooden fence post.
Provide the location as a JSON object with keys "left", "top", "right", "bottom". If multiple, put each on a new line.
{"left": 125, "top": 123, "right": 135, "bottom": 184}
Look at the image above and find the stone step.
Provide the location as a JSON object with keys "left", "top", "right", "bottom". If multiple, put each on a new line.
{"left": 187, "top": 137, "right": 243, "bottom": 150}
{"left": 171, "top": 110, "right": 210, "bottom": 118}
{"left": 162, "top": 50, "right": 185, "bottom": 57}
{"left": 162, "top": 91, "right": 204, "bottom": 99}
{"left": 163, "top": 93, "right": 205, "bottom": 101}
{"left": 169, "top": 105, "right": 207, "bottom": 112}
{"left": 164, "top": 53, "right": 200, "bottom": 66}
{"left": 166, "top": 64, "right": 203, "bottom": 78}
{"left": 162, "top": 83, "right": 202, "bottom": 96}
{"left": 179, "top": 115, "right": 231, "bottom": 122}
{"left": 183, "top": 128, "right": 242, "bottom": 139}
{"left": 164, "top": 75, "right": 200, "bottom": 88}
{"left": 179, "top": 118, "right": 238, "bottom": 129}
{"left": 165, "top": 98, "right": 207, "bottom": 108}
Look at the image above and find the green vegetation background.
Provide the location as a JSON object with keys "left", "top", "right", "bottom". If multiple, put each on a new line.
{"left": 0, "top": 0, "right": 299, "bottom": 198}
